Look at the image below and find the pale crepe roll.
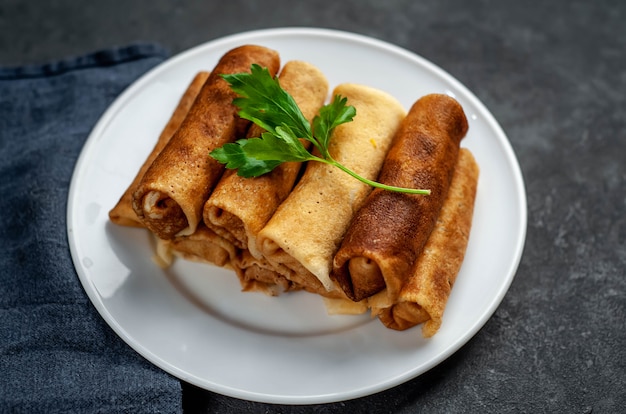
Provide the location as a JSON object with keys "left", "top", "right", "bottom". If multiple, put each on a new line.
{"left": 203, "top": 61, "right": 329, "bottom": 256}
{"left": 374, "top": 149, "right": 479, "bottom": 337}
{"left": 257, "top": 83, "right": 407, "bottom": 294}
{"left": 109, "top": 71, "right": 210, "bottom": 227}
{"left": 332, "top": 94, "right": 468, "bottom": 303}
{"left": 132, "top": 45, "right": 280, "bottom": 239}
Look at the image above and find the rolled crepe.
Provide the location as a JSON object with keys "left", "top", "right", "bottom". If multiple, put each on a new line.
{"left": 202, "top": 61, "right": 329, "bottom": 257}
{"left": 167, "top": 224, "right": 237, "bottom": 268}
{"left": 231, "top": 250, "right": 301, "bottom": 296}
{"left": 256, "top": 83, "right": 407, "bottom": 294}
{"left": 332, "top": 94, "right": 469, "bottom": 302}
{"left": 374, "top": 148, "right": 479, "bottom": 336}
{"left": 132, "top": 45, "right": 280, "bottom": 239}
{"left": 108, "top": 71, "right": 210, "bottom": 227}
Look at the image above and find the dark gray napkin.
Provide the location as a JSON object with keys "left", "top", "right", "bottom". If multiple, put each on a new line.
{"left": 0, "top": 44, "right": 183, "bottom": 413}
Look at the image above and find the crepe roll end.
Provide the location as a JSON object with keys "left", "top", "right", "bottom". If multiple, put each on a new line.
{"left": 204, "top": 205, "right": 246, "bottom": 248}
{"left": 136, "top": 190, "right": 188, "bottom": 239}
{"left": 260, "top": 237, "right": 282, "bottom": 257}
{"left": 333, "top": 256, "right": 386, "bottom": 302}
{"left": 378, "top": 302, "right": 430, "bottom": 331}
{"left": 206, "top": 205, "right": 239, "bottom": 230}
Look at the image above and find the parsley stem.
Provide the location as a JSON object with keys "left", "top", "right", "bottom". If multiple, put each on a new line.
{"left": 317, "top": 157, "right": 431, "bottom": 195}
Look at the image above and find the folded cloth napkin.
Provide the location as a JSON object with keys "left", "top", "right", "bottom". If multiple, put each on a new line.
{"left": 0, "top": 44, "right": 183, "bottom": 413}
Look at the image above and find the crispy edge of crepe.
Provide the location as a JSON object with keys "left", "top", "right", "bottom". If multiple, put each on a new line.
{"left": 372, "top": 148, "right": 479, "bottom": 337}
{"left": 202, "top": 60, "right": 329, "bottom": 256}
{"left": 230, "top": 249, "right": 301, "bottom": 296}
{"left": 322, "top": 297, "right": 369, "bottom": 315}
{"left": 132, "top": 45, "right": 281, "bottom": 239}
{"left": 167, "top": 224, "right": 238, "bottom": 268}
{"left": 108, "top": 71, "right": 210, "bottom": 227}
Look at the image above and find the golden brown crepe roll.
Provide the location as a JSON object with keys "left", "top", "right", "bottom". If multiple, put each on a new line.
{"left": 202, "top": 61, "right": 329, "bottom": 256}
{"left": 132, "top": 45, "right": 280, "bottom": 239}
{"left": 108, "top": 71, "right": 210, "bottom": 227}
{"left": 375, "top": 148, "right": 479, "bottom": 336}
{"left": 257, "top": 83, "right": 407, "bottom": 295}
{"left": 332, "top": 94, "right": 469, "bottom": 303}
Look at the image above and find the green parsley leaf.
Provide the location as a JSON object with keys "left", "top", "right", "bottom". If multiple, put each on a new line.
{"left": 312, "top": 95, "right": 356, "bottom": 156}
{"left": 211, "top": 139, "right": 282, "bottom": 177}
{"left": 223, "top": 64, "right": 312, "bottom": 140}
{"left": 210, "top": 64, "right": 430, "bottom": 195}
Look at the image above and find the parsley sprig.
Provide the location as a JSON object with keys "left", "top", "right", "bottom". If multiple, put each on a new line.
{"left": 210, "top": 64, "right": 430, "bottom": 195}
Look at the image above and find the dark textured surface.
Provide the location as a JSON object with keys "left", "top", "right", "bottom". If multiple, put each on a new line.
{"left": 0, "top": 45, "right": 181, "bottom": 413}
{"left": 2, "top": 0, "right": 624, "bottom": 413}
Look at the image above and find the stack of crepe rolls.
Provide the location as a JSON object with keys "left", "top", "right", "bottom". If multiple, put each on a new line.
{"left": 108, "top": 45, "right": 479, "bottom": 337}
{"left": 203, "top": 60, "right": 330, "bottom": 258}
{"left": 372, "top": 148, "right": 479, "bottom": 337}
{"left": 328, "top": 94, "right": 478, "bottom": 336}
{"left": 131, "top": 45, "right": 281, "bottom": 239}
{"left": 332, "top": 94, "right": 469, "bottom": 304}
{"left": 254, "top": 83, "right": 407, "bottom": 300}
{"left": 183, "top": 60, "right": 333, "bottom": 295}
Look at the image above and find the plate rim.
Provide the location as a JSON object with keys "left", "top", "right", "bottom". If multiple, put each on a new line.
{"left": 67, "top": 26, "right": 527, "bottom": 404}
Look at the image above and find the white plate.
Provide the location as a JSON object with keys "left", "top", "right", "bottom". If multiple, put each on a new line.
{"left": 67, "top": 28, "right": 526, "bottom": 405}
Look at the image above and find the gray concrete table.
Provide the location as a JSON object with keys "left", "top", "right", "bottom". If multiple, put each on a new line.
{"left": 3, "top": 1, "right": 623, "bottom": 412}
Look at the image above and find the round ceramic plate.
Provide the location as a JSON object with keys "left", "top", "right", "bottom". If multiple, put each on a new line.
{"left": 67, "top": 28, "right": 526, "bottom": 405}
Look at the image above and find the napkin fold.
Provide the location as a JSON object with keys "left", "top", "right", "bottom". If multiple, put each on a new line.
{"left": 0, "top": 44, "right": 183, "bottom": 413}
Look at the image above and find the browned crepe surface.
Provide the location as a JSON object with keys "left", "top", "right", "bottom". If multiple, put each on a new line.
{"left": 111, "top": 47, "right": 480, "bottom": 337}
{"left": 108, "top": 71, "right": 210, "bottom": 227}
{"left": 332, "top": 93, "right": 469, "bottom": 302}
{"left": 202, "top": 61, "right": 329, "bottom": 256}
{"left": 375, "top": 148, "right": 479, "bottom": 336}
{"left": 132, "top": 45, "right": 280, "bottom": 239}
